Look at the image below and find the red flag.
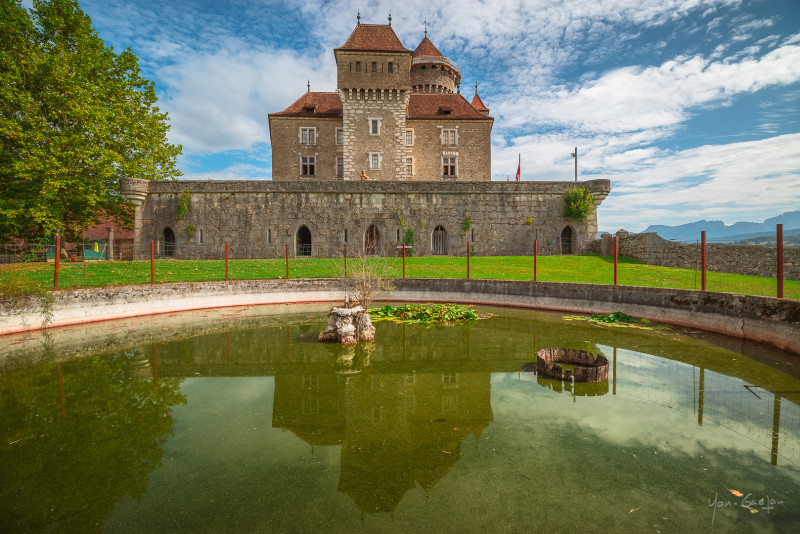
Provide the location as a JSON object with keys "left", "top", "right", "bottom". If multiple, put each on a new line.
{"left": 515, "top": 154, "right": 520, "bottom": 181}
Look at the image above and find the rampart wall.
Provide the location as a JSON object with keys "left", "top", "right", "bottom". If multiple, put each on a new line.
{"left": 122, "top": 178, "right": 610, "bottom": 259}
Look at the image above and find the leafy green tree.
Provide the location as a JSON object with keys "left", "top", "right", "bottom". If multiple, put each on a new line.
{"left": 0, "top": 0, "right": 181, "bottom": 242}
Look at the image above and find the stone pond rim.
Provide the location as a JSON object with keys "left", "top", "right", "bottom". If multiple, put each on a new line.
{"left": 0, "top": 278, "right": 798, "bottom": 356}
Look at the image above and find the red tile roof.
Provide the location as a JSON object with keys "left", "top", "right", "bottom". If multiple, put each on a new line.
{"left": 336, "top": 24, "right": 410, "bottom": 52}
{"left": 408, "top": 93, "right": 492, "bottom": 120}
{"left": 269, "top": 92, "right": 342, "bottom": 118}
{"left": 271, "top": 92, "right": 491, "bottom": 120}
{"left": 413, "top": 37, "right": 444, "bottom": 58}
{"left": 83, "top": 214, "right": 134, "bottom": 240}
{"left": 471, "top": 93, "right": 489, "bottom": 113}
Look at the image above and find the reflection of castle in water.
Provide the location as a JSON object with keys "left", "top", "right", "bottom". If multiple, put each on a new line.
{"left": 145, "top": 318, "right": 800, "bottom": 511}
{"left": 272, "top": 370, "right": 491, "bottom": 513}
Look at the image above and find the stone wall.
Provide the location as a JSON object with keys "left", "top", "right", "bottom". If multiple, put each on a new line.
{"left": 599, "top": 232, "right": 800, "bottom": 281}
{"left": 406, "top": 119, "right": 491, "bottom": 181}
{"left": 2, "top": 278, "right": 798, "bottom": 354}
{"left": 121, "top": 178, "right": 610, "bottom": 259}
{"left": 269, "top": 117, "right": 343, "bottom": 180}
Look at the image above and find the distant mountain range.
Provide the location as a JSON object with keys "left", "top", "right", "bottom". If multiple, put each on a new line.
{"left": 639, "top": 211, "right": 800, "bottom": 243}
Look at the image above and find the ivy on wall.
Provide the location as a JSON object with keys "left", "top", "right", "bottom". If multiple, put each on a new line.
{"left": 177, "top": 190, "right": 191, "bottom": 221}
{"left": 562, "top": 188, "right": 594, "bottom": 222}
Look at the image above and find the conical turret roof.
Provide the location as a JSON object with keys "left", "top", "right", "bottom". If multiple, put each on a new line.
{"left": 471, "top": 92, "right": 489, "bottom": 113}
{"left": 413, "top": 36, "right": 445, "bottom": 58}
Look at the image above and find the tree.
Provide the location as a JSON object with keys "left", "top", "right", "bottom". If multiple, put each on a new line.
{"left": 0, "top": 0, "right": 182, "bottom": 242}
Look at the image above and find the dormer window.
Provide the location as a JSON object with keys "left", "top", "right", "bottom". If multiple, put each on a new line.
{"left": 303, "top": 105, "right": 316, "bottom": 113}
{"left": 438, "top": 106, "right": 453, "bottom": 115}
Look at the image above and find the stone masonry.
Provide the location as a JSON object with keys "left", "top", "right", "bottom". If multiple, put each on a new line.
{"left": 121, "top": 178, "right": 610, "bottom": 259}
{"left": 595, "top": 231, "right": 799, "bottom": 281}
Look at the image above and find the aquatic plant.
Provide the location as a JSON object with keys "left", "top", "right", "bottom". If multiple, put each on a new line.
{"left": 369, "top": 303, "right": 493, "bottom": 325}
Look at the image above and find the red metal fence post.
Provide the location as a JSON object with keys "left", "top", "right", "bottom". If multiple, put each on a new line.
{"left": 54, "top": 235, "right": 60, "bottom": 290}
{"left": 777, "top": 224, "right": 784, "bottom": 299}
{"left": 467, "top": 242, "right": 471, "bottom": 279}
{"left": 701, "top": 231, "right": 707, "bottom": 291}
{"left": 285, "top": 242, "right": 289, "bottom": 280}
{"left": 402, "top": 243, "right": 406, "bottom": 279}
{"left": 613, "top": 236, "right": 618, "bottom": 286}
{"left": 225, "top": 242, "right": 229, "bottom": 281}
{"left": 534, "top": 239, "right": 538, "bottom": 282}
{"left": 150, "top": 239, "right": 155, "bottom": 284}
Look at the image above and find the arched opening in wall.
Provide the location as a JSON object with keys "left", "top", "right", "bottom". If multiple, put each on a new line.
{"left": 296, "top": 225, "right": 312, "bottom": 256}
{"left": 163, "top": 227, "right": 175, "bottom": 257}
{"left": 365, "top": 225, "right": 380, "bottom": 256}
{"left": 432, "top": 225, "right": 448, "bottom": 255}
{"left": 561, "top": 226, "right": 575, "bottom": 255}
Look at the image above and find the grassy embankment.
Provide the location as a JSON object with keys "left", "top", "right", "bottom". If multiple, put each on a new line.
{"left": 1, "top": 255, "right": 797, "bottom": 300}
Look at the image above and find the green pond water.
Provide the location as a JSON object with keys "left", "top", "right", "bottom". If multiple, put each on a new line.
{"left": 1, "top": 304, "right": 799, "bottom": 533}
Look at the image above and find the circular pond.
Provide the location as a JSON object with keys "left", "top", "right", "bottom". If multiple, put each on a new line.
{"left": 1, "top": 304, "right": 798, "bottom": 533}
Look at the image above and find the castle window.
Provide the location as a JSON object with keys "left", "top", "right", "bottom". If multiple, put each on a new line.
{"left": 371, "top": 61, "right": 377, "bottom": 72}
{"left": 336, "top": 157, "right": 344, "bottom": 176}
{"left": 335, "top": 127, "right": 343, "bottom": 144}
{"left": 369, "top": 152, "right": 381, "bottom": 170}
{"left": 405, "top": 128, "right": 414, "bottom": 146}
{"left": 198, "top": 228, "right": 204, "bottom": 244}
{"left": 369, "top": 118, "right": 381, "bottom": 136}
{"left": 406, "top": 157, "right": 414, "bottom": 177}
{"left": 299, "top": 127, "right": 316, "bottom": 145}
{"left": 356, "top": 61, "right": 361, "bottom": 72}
{"left": 441, "top": 128, "right": 457, "bottom": 146}
{"left": 301, "top": 155, "right": 316, "bottom": 176}
{"left": 442, "top": 157, "right": 457, "bottom": 177}
{"left": 388, "top": 62, "right": 393, "bottom": 73}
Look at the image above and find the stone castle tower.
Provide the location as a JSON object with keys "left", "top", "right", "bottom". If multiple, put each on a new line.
{"left": 335, "top": 22, "right": 413, "bottom": 180}
{"left": 269, "top": 18, "right": 494, "bottom": 181}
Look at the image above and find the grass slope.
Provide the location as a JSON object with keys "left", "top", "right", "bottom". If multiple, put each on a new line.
{"left": 1, "top": 255, "right": 797, "bottom": 300}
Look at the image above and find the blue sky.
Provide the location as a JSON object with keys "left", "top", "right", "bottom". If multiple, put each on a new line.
{"left": 34, "top": 0, "right": 800, "bottom": 231}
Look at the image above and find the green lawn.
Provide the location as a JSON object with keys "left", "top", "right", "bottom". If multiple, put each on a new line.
{"left": 1, "top": 254, "right": 797, "bottom": 300}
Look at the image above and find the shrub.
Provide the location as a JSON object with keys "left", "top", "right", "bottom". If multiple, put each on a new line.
{"left": 563, "top": 188, "right": 594, "bottom": 221}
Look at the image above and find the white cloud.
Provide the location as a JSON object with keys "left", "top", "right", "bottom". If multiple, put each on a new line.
{"left": 156, "top": 44, "right": 336, "bottom": 153}
{"left": 497, "top": 39, "right": 800, "bottom": 135}
{"left": 596, "top": 133, "right": 800, "bottom": 230}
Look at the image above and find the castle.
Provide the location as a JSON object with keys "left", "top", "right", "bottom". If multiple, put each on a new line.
{"left": 268, "top": 20, "right": 492, "bottom": 182}
{"left": 120, "top": 18, "right": 609, "bottom": 259}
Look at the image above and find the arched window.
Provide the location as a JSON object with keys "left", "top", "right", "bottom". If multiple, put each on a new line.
{"left": 561, "top": 226, "right": 574, "bottom": 255}
{"left": 365, "top": 225, "right": 380, "bottom": 256}
{"left": 432, "top": 225, "right": 448, "bottom": 255}
{"left": 163, "top": 227, "right": 175, "bottom": 257}
{"left": 297, "top": 225, "right": 312, "bottom": 256}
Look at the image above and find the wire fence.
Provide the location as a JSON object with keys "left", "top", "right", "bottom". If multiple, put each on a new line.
{"left": 0, "top": 235, "right": 796, "bottom": 300}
